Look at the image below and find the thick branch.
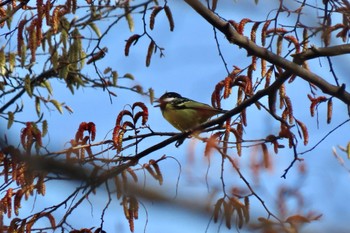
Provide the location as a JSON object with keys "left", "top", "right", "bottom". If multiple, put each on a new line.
{"left": 292, "top": 44, "right": 350, "bottom": 62}
{"left": 184, "top": 0, "right": 350, "bottom": 105}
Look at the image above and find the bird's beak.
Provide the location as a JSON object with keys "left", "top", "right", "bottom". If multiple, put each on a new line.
{"left": 154, "top": 98, "right": 160, "bottom": 107}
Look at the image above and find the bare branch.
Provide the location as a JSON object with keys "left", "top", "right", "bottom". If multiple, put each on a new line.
{"left": 292, "top": 44, "right": 350, "bottom": 62}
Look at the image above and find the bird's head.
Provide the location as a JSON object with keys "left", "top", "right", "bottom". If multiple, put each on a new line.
{"left": 154, "top": 92, "right": 182, "bottom": 110}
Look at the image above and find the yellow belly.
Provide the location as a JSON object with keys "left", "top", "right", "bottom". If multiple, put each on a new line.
{"left": 162, "top": 108, "right": 218, "bottom": 132}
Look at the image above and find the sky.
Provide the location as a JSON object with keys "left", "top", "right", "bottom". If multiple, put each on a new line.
{"left": 2, "top": 0, "right": 350, "bottom": 232}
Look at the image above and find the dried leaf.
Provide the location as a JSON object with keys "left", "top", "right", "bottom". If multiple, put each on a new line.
{"left": 277, "top": 35, "right": 283, "bottom": 56}
{"left": 144, "top": 164, "right": 156, "bottom": 181}
{"left": 125, "top": 34, "right": 141, "bottom": 56}
{"left": 122, "top": 196, "right": 130, "bottom": 219}
{"left": 279, "top": 84, "right": 286, "bottom": 109}
{"left": 8, "top": 52, "right": 16, "bottom": 72}
{"left": 322, "top": 26, "right": 331, "bottom": 47}
{"left": 213, "top": 198, "right": 224, "bottom": 223}
{"left": 152, "top": 162, "right": 163, "bottom": 185}
{"left": 42, "top": 120, "right": 48, "bottom": 137}
{"left": 243, "top": 196, "right": 250, "bottom": 223}
{"left": 261, "top": 143, "right": 270, "bottom": 169}
{"left": 241, "top": 108, "right": 247, "bottom": 126}
{"left": 264, "top": 66, "right": 273, "bottom": 88}
{"left": 88, "top": 122, "right": 96, "bottom": 141}
{"left": 128, "top": 216, "right": 134, "bottom": 232}
{"left": 268, "top": 91, "right": 277, "bottom": 116}
{"left": 121, "top": 169, "right": 128, "bottom": 191}
{"left": 17, "top": 18, "right": 27, "bottom": 58}
{"left": 261, "top": 20, "right": 271, "bottom": 46}
{"left": 130, "top": 196, "right": 139, "bottom": 220}
{"left": 149, "top": 6, "right": 162, "bottom": 30}
{"left": 284, "top": 96, "right": 294, "bottom": 124}
{"left": 24, "top": 75, "right": 33, "bottom": 98}
{"left": 164, "top": 5, "right": 174, "bottom": 31}
{"left": 14, "top": 190, "right": 24, "bottom": 216}
{"left": 36, "top": 173, "right": 46, "bottom": 195}
{"left": 236, "top": 123, "right": 243, "bottom": 156}
{"left": 307, "top": 94, "right": 327, "bottom": 117}
{"left": 327, "top": 98, "right": 333, "bottom": 124}
{"left": 6, "top": 188, "right": 13, "bottom": 218}
{"left": 149, "top": 88, "right": 155, "bottom": 104}
{"left": 7, "top": 111, "right": 14, "bottom": 129}
{"left": 123, "top": 73, "right": 135, "bottom": 80}
{"left": 285, "top": 214, "right": 310, "bottom": 225}
{"left": 205, "top": 134, "right": 218, "bottom": 157}
{"left": 115, "top": 176, "right": 123, "bottom": 199}
{"left": 238, "top": 18, "right": 251, "bottom": 35}
{"left": 146, "top": 41, "right": 155, "bottom": 67}
{"left": 237, "top": 206, "right": 244, "bottom": 229}
{"left": 27, "top": 19, "right": 38, "bottom": 63}
{"left": 285, "top": 35, "right": 300, "bottom": 53}
{"left": 295, "top": 119, "right": 309, "bottom": 146}
{"left": 223, "top": 201, "right": 233, "bottom": 229}
{"left": 251, "top": 22, "right": 260, "bottom": 44}
{"left": 87, "top": 47, "right": 107, "bottom": 64}
{"left": 35, "top": 97, "right": 41, "bottom": 116}
{"left": 127, "top": 168, "right": 138, "bottom": 183}
{"left": 112, "top": 71, "right": 118, "bottom": 86}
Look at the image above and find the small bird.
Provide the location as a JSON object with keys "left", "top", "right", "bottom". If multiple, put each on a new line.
{"left": 154, "top": 92, "right": 227, "bottom": 132}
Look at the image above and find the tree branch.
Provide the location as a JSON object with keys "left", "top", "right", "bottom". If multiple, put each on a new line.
{"left": 183, "top": 0, "right": 350, "bottom": 105}
{"left": 292, "top": 44, "right": 350, "bottom": 62}
{"left": 0, "top": 69, "right": 57, "bottom": 114}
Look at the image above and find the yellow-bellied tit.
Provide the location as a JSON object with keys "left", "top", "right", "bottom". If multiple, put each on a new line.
{"left": 154, "top": 92, "right": 227, "bottom": 132}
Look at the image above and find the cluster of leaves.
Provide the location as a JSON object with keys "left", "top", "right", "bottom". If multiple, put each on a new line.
{"left": 0, "top": 0, "right": 163, "bottom": 129}
{"left": 124, "top": 4, "right": 174, "bottom": 66}
{"left": 20, "top": 122, "right": 46, "bottom": 153}
{"left": 205, "top": 4, "right": 343, "bottom": 177}
{"left": 212, "top": 196, "right": 249, "bottom": 229}
{"left": 64, "top": 121, "right": 97, "bottom": 160}
{"left": 0, "top": 96, "right": 173, "bottom": 232}
{"left": 0, "top": 146, "right": 54, "bottom": 232}
{"left": 114, "top": 156, "right": 165, "bottom": 232}
{"left": 0, "top": 0, "right": 170, "bottom": 230}
{"left": 207, "top": 64, "right": 308, "bottom": 175}
{"left": 112, "top": 102, "right": 149, "bottom": 153}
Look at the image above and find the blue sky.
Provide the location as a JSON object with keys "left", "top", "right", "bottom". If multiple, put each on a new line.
{"left": 2, "top": 0, "right": 350, "bottom": 232}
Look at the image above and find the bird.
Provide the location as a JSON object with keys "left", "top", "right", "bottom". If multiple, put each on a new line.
{"left": 154, "top": 92, "right": 227, "bottom": 132}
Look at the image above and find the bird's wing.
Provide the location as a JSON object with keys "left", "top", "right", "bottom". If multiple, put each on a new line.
{"left": 176, "top": 99, "right": 225, "bottom": 113}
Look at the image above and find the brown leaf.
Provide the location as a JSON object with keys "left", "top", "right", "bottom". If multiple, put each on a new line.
{"left": 327, "top": 98, "right": 333, "bottom": 124}
{"left": 285, "top": 214, "right": 310, "bottom": 225}
{"left": 146, "top": 41, "right": 155, "bottom": 67}
{"left": 295, "top": 119, "right": 309, "bottom": 146}
{"left": 213, "top": 198, "right": 224, "bottom": 223}
{"left": 124, "top": 34, "right": 141, "bottom": 56}
{"left": 164, "top": 6, "right": 174, "bottom": 31}
{"left": 261, "top": 143, "right": 271, "bottom": 169}
{"left": 149, "top": 6, "right": 162, "bottom": 30}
